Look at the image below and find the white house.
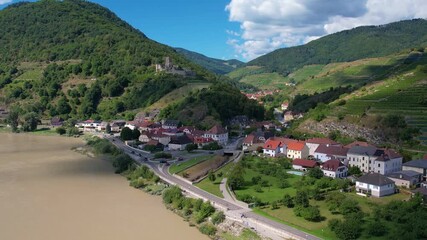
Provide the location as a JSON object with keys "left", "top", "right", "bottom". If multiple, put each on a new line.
{"left": 347, "top": 146, "right": 402, "bottom": 175}
{"left": 203, "top": 125, "right": 228, "bottom": 146}
{"left": 168, "top": 135, "right": 193, "bottom": 151}
{"left": 321, "top": 159, "right": 348, "bottom": 179}
{"left": 356, "top": 172, "right": 396, "bottom": 197}
{"left": 263, "top": 139, "right": 283, "bottom": 157}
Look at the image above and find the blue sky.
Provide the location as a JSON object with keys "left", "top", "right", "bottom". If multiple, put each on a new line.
{"left": 1, "top": 0, "right": 427, "bottom": 61}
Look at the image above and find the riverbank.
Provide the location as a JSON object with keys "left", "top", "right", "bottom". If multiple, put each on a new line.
{"left": 0, "top": 133, "right": 208, "bottom": 240}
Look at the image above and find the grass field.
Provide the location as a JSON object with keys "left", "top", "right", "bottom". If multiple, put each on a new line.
{"left": 169, "top": 155, "right": 213, "bottom": 174}
{"left": 181, "top": 155, "right": 228, "bottom": 182}
{"left": 220, "top": 229, "right": 261, "bottom": 240}
{"left": 195, "top": 161, "right": 236, "bottom": 198}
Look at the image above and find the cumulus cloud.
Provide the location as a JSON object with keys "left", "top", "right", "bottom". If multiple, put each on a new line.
{"left": 0, "top": 0, "right": 13, "bottom": 5}
{"left": 226, "top": 0, "right": 427, "bottom": 60}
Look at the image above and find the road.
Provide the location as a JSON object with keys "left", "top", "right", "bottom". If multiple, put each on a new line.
{"left": 108, "top": 137, "right": 321, "bottom": 240}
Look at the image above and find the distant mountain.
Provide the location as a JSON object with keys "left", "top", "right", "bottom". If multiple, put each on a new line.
{"left": 175, "top": 48, "right": 244, "bottom": 75}
{"left": 247, "top": 19, "right": 427, "bottom": 75}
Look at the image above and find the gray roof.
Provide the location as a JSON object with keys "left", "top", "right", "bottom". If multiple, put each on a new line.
{"left": 347, "top": 146, "right": 377, "bottom": 156}
{"left": 357, "top": 172, "right": 395, "bottom": 186}
{"left": 403, "top": 160, "right": 427, "bottom": 169}
{"left": 387, "top": 170, "right": 421, "bottom": 181}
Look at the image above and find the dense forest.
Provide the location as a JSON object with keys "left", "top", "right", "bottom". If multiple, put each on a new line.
{"left": 175, "top": 48, "right": 244, "bottom": 75}
{"left": 248, "top": 19, "right": 427, "bottom": 75}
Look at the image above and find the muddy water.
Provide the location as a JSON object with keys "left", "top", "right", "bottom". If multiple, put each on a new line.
{"left": 0, "top": 133, "right": 207, "bottom": 240}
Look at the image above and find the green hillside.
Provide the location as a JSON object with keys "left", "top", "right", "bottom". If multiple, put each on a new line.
{"left": 175, "top": 48, "right": 244, "bottom": 75}
{"left": 0, "top": 0, "right": 216, "bottom": 120}
{"left": 247, "top": 19, "right": 427, "bottom": 75}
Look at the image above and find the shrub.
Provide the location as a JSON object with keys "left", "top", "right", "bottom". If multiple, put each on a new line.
{"left": 211, "top": 211, "right": 225, "bottom": 225}
{"left": 112, "top": 154, "right": 133, "bottom": 173}
{"left": 56, "top": 127, "right": 66, "bottom": 135}
{"left": 202, "top": 142, "right": 222, "bottom": 150}
{"left": 198, "top": 223, "right": 217, "bottom": 236}
{"left": 154, "top": 152, "right": 172, "bottom": 159}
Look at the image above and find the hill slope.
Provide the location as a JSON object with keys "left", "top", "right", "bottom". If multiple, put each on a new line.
{"left": 246, "top": 19, "right": 427, "bottom": 75}
{"left": 0, "top": 0, "right": 214, "bottom": 120}
{"left": 175, "top": 48, "right": 244, "bottom": 75}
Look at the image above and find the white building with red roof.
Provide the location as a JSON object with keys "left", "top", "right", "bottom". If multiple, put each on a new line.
{"left": 321, "top": 159, "right": 348, "bottom": 179}
{"left": 287, "top": 141, "right": 309, "bottom": 160}
{"left": 203, "top": 125, "right": 228, "bottom": 145}
{"left": 263, "top": 138, "right": 283, "bottom": 157}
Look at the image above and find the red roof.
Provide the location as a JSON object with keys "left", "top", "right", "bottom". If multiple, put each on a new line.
{"left": 287, "top": 141, "right": 306, "bottom": 151}
{"left": 292, "top": 159, "right": 318, "bottom": 168}
{"left": 206, "top": 125, "right": 227, "bottom": 134}
{"left": 315, "top": 144, "right": 348, "bottom": 156}
{"left": 194, "top": 136, "right": 213, "bottom": 144}
{"left": 244, "top": 134, "right": 255, "bottom": 144}
{"left": 147, "top": 139, "right": 160, "bottom": 146}
{"left": 263, "top": 139, "right": 282, "bottom": 150}
{"left": 321, "top": 159, "right": 344, "bottom": 171}
{"left": 306, "top": 138, "right": 338, "bottom": 145}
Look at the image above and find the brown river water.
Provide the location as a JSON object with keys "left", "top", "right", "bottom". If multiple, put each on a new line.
{"left": 0, "top": 133, "right": 207, "bottom": 240}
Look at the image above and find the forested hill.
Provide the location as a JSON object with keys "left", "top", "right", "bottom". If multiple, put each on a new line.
{"left": 175, "top": 48, "right": 244, "bottom": 75}
{"left": 0, "top": 0, "right": 217, "bottom": 120}
{"left": 247, "top": 19, "right": 427, "bottom": 75}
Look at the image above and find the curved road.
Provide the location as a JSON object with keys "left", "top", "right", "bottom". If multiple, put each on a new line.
{"left": 109, "top": 137, "right": 320, "bottom": 240}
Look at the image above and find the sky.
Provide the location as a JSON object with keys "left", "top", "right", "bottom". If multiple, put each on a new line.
{"left": 1, "top": 0, "right": 427, "bottom": 62}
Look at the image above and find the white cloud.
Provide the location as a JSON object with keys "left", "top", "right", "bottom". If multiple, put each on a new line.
{"left": 226, "top": 0, "right": 427, "bottom": 60}
{"left": 0, "top": 0, "right": 13, "bottom": 5}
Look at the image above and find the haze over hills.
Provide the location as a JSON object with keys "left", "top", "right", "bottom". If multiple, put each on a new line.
{"left": 175, "top": 48, "right": 244, "bottom": 75}
{"left": 0, "top": 0, "right": 261, "bottom": 124}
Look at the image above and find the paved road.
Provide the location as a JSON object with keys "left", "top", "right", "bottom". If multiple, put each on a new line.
{"left": 108, "top": 137, "right": 321, "bottom": 240}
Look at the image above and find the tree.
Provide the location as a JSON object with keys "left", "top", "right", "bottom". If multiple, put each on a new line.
{"left": 325, "top": 192, "right": 346, "bottom": 213}
{"left": 308, "top": 167, "right": 324, "bottom": 179}
{"left": 301, "top": 206, "right": 321, "bottom": 222}
{"left": 365, "top": 220, "right": 387, "bottom": 237}
{"left": 294, "top": 190, "right": 309, "bottom": 207}
{"left": 228, "top": 163, "right": 245, "bottom": 190}
{"left": 211, "top": 211, "right": 225, "bottom": 225}
{"left": 132, "top": 128, "right": 140, "bottom": 140}
{"left": 22, "top": 112, "right": 39, "bottom": 132}
{"left": 6, "top": 107, "right": 20, "bottom": 132}
{"left": 120, "top": 127, "right": 133, "bottom": 141}
{"left": 348, "top": 166, "right": 362, "bottom": 176}
{"left": 282, "top": 194, "right": 294, "bottom": 208}
{"left": 66, "top": 127, "right": 80, "bottom": 136}
{"left": 185, "top": 143, "right": 198, "bottom": 152}
{"left": 332, "top": 218, "right": 362, "bottom": 240}
{"left": 339, "top": 199, "right": 360, "bottom": 215}
{"left": 208, "top": 171, "right": 216, "bottom": 182}
{"left": 56, "top": 96, "right": 71, "bottom": 115}
{"left": 105, "top": 123, "right": 111, "bottom": 134}
{"left": 112, "top": 154, "right": 133, "bottom": 173}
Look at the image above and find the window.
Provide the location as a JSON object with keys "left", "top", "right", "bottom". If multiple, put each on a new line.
{"left": 378, "top": 163, "right": 380, "bottom": 167}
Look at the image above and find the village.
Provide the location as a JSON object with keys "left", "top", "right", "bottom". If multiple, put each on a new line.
{"left": 65, "top": 111, "right": 427, "bottom": 202}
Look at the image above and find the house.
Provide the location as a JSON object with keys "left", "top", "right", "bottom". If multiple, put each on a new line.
{"left": 287, "top": 141, "right": 309, "bottom": 160}
{"left": 204, "top": 125, "right": 228, "bottom": 145}
{"left": 110, "top": 120, "right": 126, "bottom": 132}
{"left": 76, "top": 120, "right": 102, "bottom": 132}
{"left": 50, "top": 117, "right": 63, "bottom": 127}
{"left": 150, "top": 130, "right": 171, "bottom": 145}
{"left": 284, "top": 111, "right": 294, "bottom": 122}
{"left": 386, "top": 170, "right": 422, "bottom": 188}
{"left": 263, "top": 139, "right": 283, "bottom": 157}
{"left": 98, "top": 121, "right": 109, "bottom": 132}
{"left": 403, "top": 159, "right": 427, "bottom": 181}
{"left": 292, "top": 159, "right": 318, "bottom": 171}
{"left": 162, "top": 119, "right": 180, "bottom": 129}
{"left": 193, "top": 136, "right": 214, "bottom": 148}
{"left": 139, "top": 132, "right": 152, "bottom": 143}
{"left": 411, "top": 182, "right": 427, "bottom": 202}
{"left": 347, "top": 146, "right": 402, "bottom": 175}
{"left": 356, "top": 172, "right": 396, "bottom": 197}
{"left": 305, "top": 138, "right": 339, "bottom": 156}
{"left": 168, "top": 135, "right": 193, "bottom": 151}
{"left": 321, "top": 159, "right": 348, "bottom": 179}
{"left": 243, "top": 130, "right": 274, "bottom": 150}
{"left": 281, "top": 101, "right": 289, "bottom": 111}
{"left": 314, "top": 144, "right": 348, "bottom": 162}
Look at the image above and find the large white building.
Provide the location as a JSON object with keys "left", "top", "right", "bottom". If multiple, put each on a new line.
{"left": 347, "top": 146, "right": 402, "bottom": 175}
{"left": 203, "top": 125, "right": 228, "bottom": 146}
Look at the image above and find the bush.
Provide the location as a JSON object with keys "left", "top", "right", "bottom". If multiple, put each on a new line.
{"left": 185, "top": 143, "right": 198, "bottom": 152}
{"left": 211, "top": 211, "right": 225, "bottom": 225}
{"left": 112, "top": 154, "right": 133, "bottom": 173}
{"left": 300, "top": 205, "right": 321, "bottom": 222}
{"left": 198, "top": 223, "right": 217, "bottom": 236}
{"left": 56, "top": 127, "right": 66, "bottom": 135}
{"left": 202, "top": 142, "right": 222, "bottom": 150}
{"left": 162, "top": 186, "right": 183, "bottom": 204}
{"left": 282, "top": 194, "right": 294, "bottom": 208}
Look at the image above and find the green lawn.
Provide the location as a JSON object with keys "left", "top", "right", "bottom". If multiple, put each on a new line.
{"left": 194, "top": 161, "right": 236, "bottom": 198}
{"left": 169, "top": 155, "right": 213, "bottom": 174}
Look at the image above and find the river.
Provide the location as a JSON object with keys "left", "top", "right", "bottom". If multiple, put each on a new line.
{"left": 0, "top": 133, "right": 207, "bottom": 240}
